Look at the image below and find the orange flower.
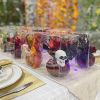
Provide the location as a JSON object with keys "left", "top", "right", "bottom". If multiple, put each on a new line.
{"left": 36, "top": 0, "right": 79, "bottom": 31}
{"left": 71, "top": 25, "right": 76, "bottom": 32}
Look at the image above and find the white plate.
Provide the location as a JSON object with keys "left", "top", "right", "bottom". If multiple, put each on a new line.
{"left": 0, "top": 67, "right": 13, "bottom": 83}
{"left": 0, "top": 64, "right": 22, "bottom": 89}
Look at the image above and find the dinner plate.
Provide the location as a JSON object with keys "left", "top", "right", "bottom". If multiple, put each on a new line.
{"left": 0, "top": 64, "right": 22, "bottom": 89}
{"left": 0, "top": 67, "right": 13, "bottom": 83}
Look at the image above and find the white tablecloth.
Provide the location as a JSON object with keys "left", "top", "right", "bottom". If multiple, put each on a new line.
{"left": 1, "top": 51, "right": 100, "bottom": 100}
{"left": 0, "top": 52, "right": 78, "bottom": 100}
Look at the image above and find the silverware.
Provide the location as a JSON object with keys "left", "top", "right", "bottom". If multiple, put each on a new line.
{"left": 0, "top": 63, "right": 12, "bottom": 67}
{"left": 0, "top": 63, "right": 12, "bottom": 71}
{"left": 0, "top": 82, "right": 33, "bottom": 98}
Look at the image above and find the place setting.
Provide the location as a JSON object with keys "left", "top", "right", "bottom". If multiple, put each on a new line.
{"left": 0, "top": 59, "right": 45, "bottom": 100}
{"left": 0, "top": 0, "right": 100, "bottom": 99}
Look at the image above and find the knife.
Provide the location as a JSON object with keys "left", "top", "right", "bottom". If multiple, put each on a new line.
{"left": 0, "top": 82, "right": 33, "bottom": 98}
{"left": 0, "top": 63, "right": 12, "bottom": 68}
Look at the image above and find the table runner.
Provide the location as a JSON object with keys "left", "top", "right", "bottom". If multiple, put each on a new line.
{"left": 1, "top": 50, "right": 100, "bottom": 100}
{"left": 35, "top": 63, "right": 100, "bottom": 100}
{"left": 30, "top": 51, "right": 100, "bottom": 100}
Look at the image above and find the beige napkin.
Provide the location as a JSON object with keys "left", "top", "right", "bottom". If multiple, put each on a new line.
{"left": 95, "top": 56, "right": 100, "bottom": 64}
{"left": 0, "top": 69, "right": 45, "bottom": 100}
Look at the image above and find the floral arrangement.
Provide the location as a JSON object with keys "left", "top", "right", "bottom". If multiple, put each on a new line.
{"left": 36, "top": 0, "right": 78, "bottom": 31}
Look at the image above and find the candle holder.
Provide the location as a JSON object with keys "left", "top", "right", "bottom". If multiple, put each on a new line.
{"left": 41, "top": 30, "right": 96, "bottom": 76}
{"left": 26, "top": 33, "right": 42, "bottom": 68}
{"left": 14, "top": 33, "right": 22, "bottom": 58}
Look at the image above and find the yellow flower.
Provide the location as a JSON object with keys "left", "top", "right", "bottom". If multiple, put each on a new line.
{"left": 71, "top": 25, "right": 76, "bottom": 32}
{"left": 36, "top": 0, "right": 78, "bottom": 29}
{"left": 96, "top": 9, "right": 100, "bottom": 15}
{"left": 73, "top": 0, "right": 78, "bottom": 4}
{"left": 91, "top": 22, "right": 97, "bottom": 28}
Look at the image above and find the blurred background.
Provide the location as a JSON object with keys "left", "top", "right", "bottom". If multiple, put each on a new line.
{"left": 0, "top": 0, "right": 25, "bottom": 26}
{"left": 0, "top": 0, "right": 100, "bottom": 31}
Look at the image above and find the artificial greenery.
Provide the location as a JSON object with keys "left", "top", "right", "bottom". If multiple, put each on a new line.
{"left": 0, "top": 0, "right": 25, "bottom": 26}
{"left": 77, "top": 0, "right": 100, "bottom": 31}
{"left": 0, "top": 0, "right": 100, "bottom": 32}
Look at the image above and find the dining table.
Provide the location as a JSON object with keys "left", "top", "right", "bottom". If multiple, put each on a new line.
{"left": 0, "top": 50, "right": 100, "bottom": 100}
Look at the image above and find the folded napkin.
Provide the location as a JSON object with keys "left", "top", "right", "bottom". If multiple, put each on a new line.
{"left": 94, "top": 50, "right": 100, "bottom": 64}
{"left": 0, "top": 69, "right": 45, "bottom": 100}
{"left": 95, "top": 56, "right": 100, "bottom": 64}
